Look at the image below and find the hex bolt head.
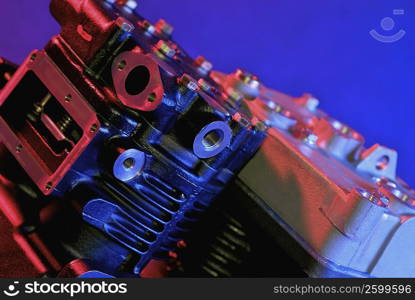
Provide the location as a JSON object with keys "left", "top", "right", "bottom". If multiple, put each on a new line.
{"left": 117, "top": 0, "right": 138, "bottom": 10}
{"left": 115, "top": 17, "right": 135, "bottom": 33}
{"left": 125, "top": 0, "right": 138, "bottom": 10}
{"left": 155, "top": 40, "right": 176, "bottom": 58}
{"left": 195, "top": 56, "right": 213, "bottom": 73}
{"left": 155, "top": 19, "right": 174, "bottom": 36}
{"left": 198, "top": 78, "right": 213, "bottom": 93}
{"left": 178, "top": 75, "right": 199, "bottom": 92}
{"left": 304, "top": 134, "right": 318, "bottom": 146}
{"left": 306, "top": 97, "right": 319, "bottom": 111}
{"left": 140, "top": 20, "right": 156, "bottom": 34}
{"left": 235, "top": 69, "right": 260, "bottom": 89}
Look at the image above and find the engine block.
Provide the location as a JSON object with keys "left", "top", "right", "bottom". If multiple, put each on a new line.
{"left": 0, "top": 0, "right": 266, "bottom": 277}
{"left": 0, "top": 0, "right": 413, "bottom": 278}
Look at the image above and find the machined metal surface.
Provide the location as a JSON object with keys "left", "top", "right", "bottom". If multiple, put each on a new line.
{"left": 235, "top": 76, "right": 415, "bottom": 277}
{"left": 0, "top": 0, "right": 413, "bottom": 279}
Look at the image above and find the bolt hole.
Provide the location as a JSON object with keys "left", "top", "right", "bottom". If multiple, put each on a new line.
{"left": 125, "top": 65, "right": 150, "bottom": 95}
{"left": 202, "top": 129, "right": 224, "bottom": 151}
{"left": 118, "top": 60, "right": 127, "bottom": 70}
{"left": 123, "top": 157, "right": 135, "bottom": 170}
{"left": 147, "top": 92, "right": 156, "bottom": 102}
{"left": 376, "top": 155, "right": 389, "bottom": 171}
{"left": 30, "top": 53, "right": 37, "bottom": 61}
{"left": 90, "top": 124, "right": 98, "bottom": 133}
{"left": 45, "top": 182, "right": 52, "bottom": 191}
{"left": 16, "top": 144, "right": 23, "bottom": 153}
{"left": 65, "top": 94, "right": 72, "bottom": 103}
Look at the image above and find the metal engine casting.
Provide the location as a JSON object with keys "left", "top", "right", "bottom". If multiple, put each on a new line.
{"left": 0, "top": 0, "right": 413, "bottom": 278}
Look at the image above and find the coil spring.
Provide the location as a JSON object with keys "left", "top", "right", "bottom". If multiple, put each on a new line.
{"left": 171, "top": 210, "right": 252, "bottom": 278}
{"left": 199, "top": 213, "right": 251, "bottom": 277}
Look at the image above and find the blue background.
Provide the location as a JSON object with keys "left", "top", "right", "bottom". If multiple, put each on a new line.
{"left": 1, "top": 0, "right": 414, "bottom": 184}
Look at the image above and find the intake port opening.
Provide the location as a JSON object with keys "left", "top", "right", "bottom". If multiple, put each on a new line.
{"left": 125, "top": 65, "right": 150, "bottom": 95}
{"left": 193, "top": 121, "right": 232, "bottom": 159}
{"left": 202, "top": 129, "right": 224, "bottom": 151}
{"left": 113, "top": 149, "right": 145, "bottom": 182}
{"left": 123, "top": 157, "right": 135, "bottom": 170}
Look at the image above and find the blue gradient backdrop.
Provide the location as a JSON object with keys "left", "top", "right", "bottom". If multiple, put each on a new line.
{"left": 0, "top": 0, "right": 414, "bottom": 184}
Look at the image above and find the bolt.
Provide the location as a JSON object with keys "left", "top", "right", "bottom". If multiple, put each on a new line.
{"left": 235, "top": 69, "right": 260, "bottom": 90}
{"left": 198, "top": 78, "right": 212, "bottom": 93}
{"left": 331, "top": 120, "right": 343, "bottom": 130}
{"left": 378, "top": 196, "right": 389, "bottom": 207}
{"left": 357, "top": 188, "right": 389, "bottom": 207}
{"left": 306, "top": 97, "right": 319, "bottom": 111}
{"left": 275, "top": 105, "right": 283, "bottom": 113}
{"left": 186, "top": 80, "right": 199, "bottom": 91}
{"left": 127, "top": 0, "right": 138, "bottom": 10}
{"left": 402, "top": 194, "right": 409, "bottom": 202}
{"left": 304, "top": 134, "right": 318, "bottom": 146}
{"left": 254, "top": 120, "right": 268, "bottom": 132}
{"left": 177, "top": 240, "right": 187, "bottom": 249}
{"left": 140, "top": 20, "right": 155, "bottom": 34}
{"left": 155, "top": 40, "right": 176, "bottom": 58}
{"left": 357, "top": 188, "right": 373, "bottom": 200}
{"left": 155, "top": 19, "right": 174, "bottom": 36}
{"left": 115, "top": 17, "right": 135, "bottom": 33}
{"left": 178, "top": 75, "right": 199, "bottom": 92}
{"left": 195, "top": 56, "right": 213, "bottom": 74}
{"left": 168, "top": 251, "right": 178, "bottom": 259}
{"left": 226, "top": 87, "right": 243, "bottom": 103}
{"left": 120, "top": 0, "right": 138, "bottom": 10}
{"left": 392, "top": 188, "right": 403, "bottom": 199}
{"left": 340, "top": 125, "right": 349, "bottom": 135}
